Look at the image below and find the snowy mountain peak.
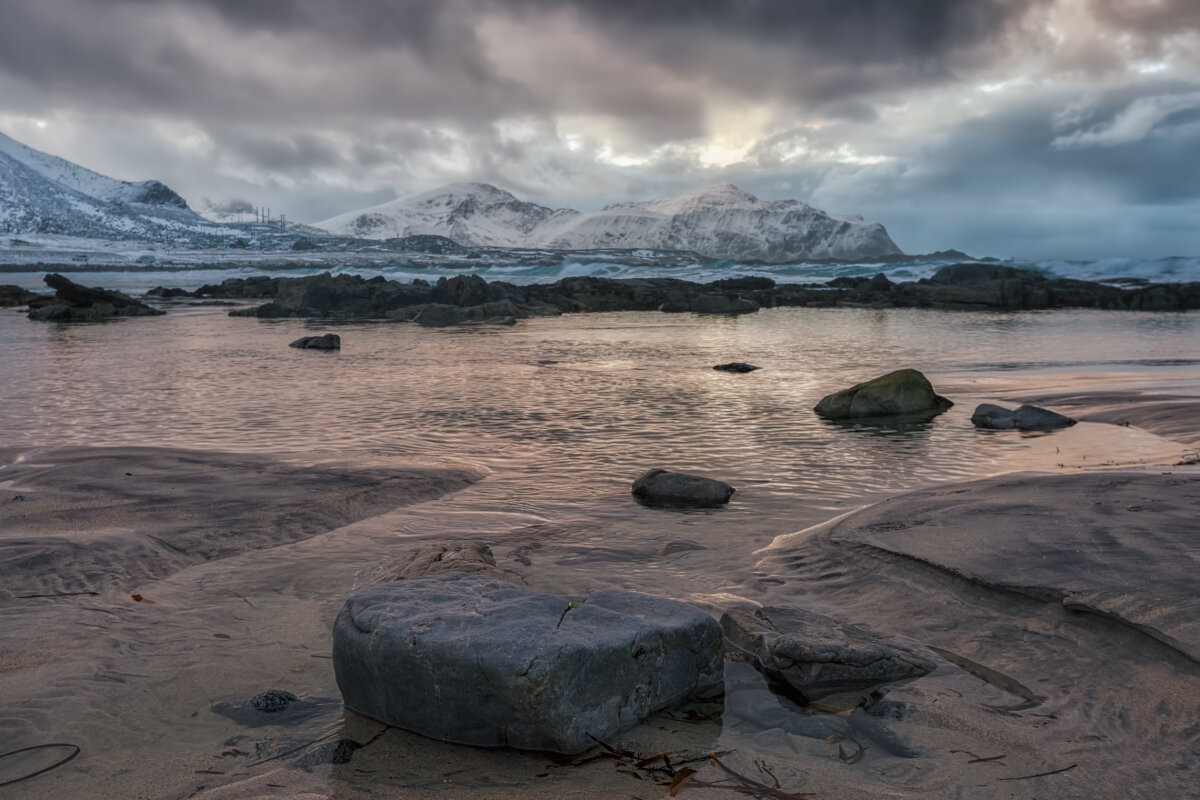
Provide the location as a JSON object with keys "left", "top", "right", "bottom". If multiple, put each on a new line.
{"left": 317, "top": 182, "right": 903, "bottom": 261}
{"left": 0, "top": 130, "right": 188, "bottom": 209}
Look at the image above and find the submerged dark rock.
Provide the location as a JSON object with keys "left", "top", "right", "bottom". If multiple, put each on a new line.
{"left": 713, "top": 362, "right": 760, "bottom": 373}
{"left": 289, "top": 333, "right": 341, "bottom": 350}
{"left": 632, "top": 469, "right": 735, "bottom": 507}
{"left": 721, "top": 606, "right": 937, "bottom": 702}
{"left": 814, "top": 369, "right": 953, "bottom": 420}
{"left": 331, "top": 572, "right": 724, "bottom": 753}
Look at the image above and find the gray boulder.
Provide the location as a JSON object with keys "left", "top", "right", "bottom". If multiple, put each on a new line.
{"left": 632, "top": 469, "right": 735, "bottom": 507}
{"left": 289, "top": 333, "right": 341, "bottom": 350}
{"left": 332, "top": 573, "right": 723, "bottom": 754}
{"left": 721, "top": 606, "right": 936, "bottom": 701}
{"left": 814, "top": 368, "right": 953, "bottom": 420}
{"left": 971, "top": 403, "right": 1075, "bottom": 431}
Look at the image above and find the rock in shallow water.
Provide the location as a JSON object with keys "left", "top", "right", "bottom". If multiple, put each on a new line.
{"left": 814, "top": 369, "right": 953, "bottom": 420}
{"left": 288, "top": 333, "right": 340, "bottom": 350}
{"left": 632, "top": 468, "right": 735, "bottom": 507}
{"left": 721, "top": 606, "right": 936, "bottom": 701}
{"left": 971, "top": 402, "right": 1075, "bottom": 430}
{"left": 713, "top": 362, "right": 760, "bottom": 373}
{"left": 332, "top": 572, "right": 724, "bottom": 753}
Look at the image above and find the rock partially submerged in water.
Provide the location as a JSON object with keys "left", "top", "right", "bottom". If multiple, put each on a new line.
{"left": 632, "top": 468, "right": 735, "bottom": 507}
{"left": 358, "top": 541, "right": 509, "bottom": 587}
{"left": 713, "top": 362, "right": 760, "bottom": 373}
{"left": 814, "top": 369, "right": 953, "bottom": 420}
{"left": 332, "top": 572, "right": 724, "bottom": 754}
{"left": 971, "top": 403, "right": 1076, "bottom": 431}
{"left": 289, "top": 333, "right": 341, "bottom": 350}
{"left": 26, "top": 274, "right": 164, "bottom": 321}
{"left": 0, "top": 284, "right": 39, "bottom": 307}
{"left": 721, "top": 606, "right": 937, "bottom": 701}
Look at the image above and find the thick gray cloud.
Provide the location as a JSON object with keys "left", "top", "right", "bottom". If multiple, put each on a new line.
{"left": 0, "top": 0, "right": 1197, "bottom": 257}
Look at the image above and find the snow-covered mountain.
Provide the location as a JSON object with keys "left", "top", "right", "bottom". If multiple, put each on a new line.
{"left": 0, "top": 131, "right": 291, "bottom": 247}
{"left": 316, "top": 182, "right": 903, "bottom": 261}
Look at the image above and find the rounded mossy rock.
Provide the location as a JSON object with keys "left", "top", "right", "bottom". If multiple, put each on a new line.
{"left": 814, "top": 369, "right": 953, "bottom": 420}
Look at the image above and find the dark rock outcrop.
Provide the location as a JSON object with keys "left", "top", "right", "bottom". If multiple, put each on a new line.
{"left": 721, "top": 606, "right": 937, "bottom": 702}
{"left": 26, "top": 274, "right": 164, "bottom": 321}
{"left": 632, "top": 469, "right": 735, "bottom": 508}
{"left": 971, "top": 403, "right": 1076, "bottom": 431}
{"left": 167, "top": 263, "right": 1200, "bottom": 323}
{"left": 332, "top": 572, "right": 724, "bottom": 754}
{"left": 289, "top": 333, "right": 341, "bottom": 350}
{"left": 0, "top": 284, "right": 40, "bottom": 307}
{"left": 814, "top": 369, "right": 953, "bottom": 420}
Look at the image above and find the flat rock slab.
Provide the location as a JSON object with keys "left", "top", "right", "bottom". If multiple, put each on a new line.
{"left": 332, "top": 572, "right": 724, "bottom": 753}
{"left": 721, "top": 606, "right": 936, "bottom": 701}
{"left": 356, "top": 541, "right": 509, "bottom": 588}
{"left": 827, "top": 472, "right": 1200, "bottom": 663}
{"left": 632, "top": 468, "right": 735, "bottom": 507}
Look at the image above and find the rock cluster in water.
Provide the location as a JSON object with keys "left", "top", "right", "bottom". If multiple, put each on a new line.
{"left": 140, "top": 263, "right": 1200, "bottom": 323}
{"left": 26, "top": 273, "right": 164, "bottom": 321}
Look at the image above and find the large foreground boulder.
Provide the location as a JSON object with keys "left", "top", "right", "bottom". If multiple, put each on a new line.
{"left": 721, "top": 606, "right": 936, "bottom": 701}
{"left": 332, "top": 573, "right": 724, "bottom": 754}
{"left": 814, "top": 369, "right": 953, "bottom": 420}
{"left": 971, "top": 403, "right": 1076, "bottom": 431}
{"left": 632, "top": 469, "right": 735, "bottom": 507}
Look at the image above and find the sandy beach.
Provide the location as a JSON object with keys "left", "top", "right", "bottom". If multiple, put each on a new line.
{"left": 1, "top": 302, "right": 1199, "bottom": 800}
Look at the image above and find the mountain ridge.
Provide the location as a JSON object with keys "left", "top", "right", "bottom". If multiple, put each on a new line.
{"left": 316, "top": 182, "right": 903, "bottom": 262}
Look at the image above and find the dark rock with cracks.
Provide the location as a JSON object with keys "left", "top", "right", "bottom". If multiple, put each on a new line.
{"left": 814, "top": 368, "right": 953, "bottom": 420}
{"left": 332, "top": 572, "right": 724, "bottom": 754}
{"left": 971, "top": 403, "right": 1075, "bottom": 431}
{"left": 721, "top": 606, "right": 937, "bottom": 702}
{"left": 289, "top": 333, "right": 340, "bottom": 350}
{"left": 632, "top": 469, "right": 735, "bottom": 507}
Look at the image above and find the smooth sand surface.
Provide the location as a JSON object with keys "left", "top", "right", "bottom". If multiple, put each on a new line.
{"left": 0, "top": 446, "right": 481, "bottom": 598}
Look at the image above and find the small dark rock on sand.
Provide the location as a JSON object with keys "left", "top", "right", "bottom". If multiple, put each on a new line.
{"left": 713, "top": 362, "right": 760, "bottom": 373}
{"left": 250, "top": 689, "right": 299, "bottom": 713}
{"left": 289, "top": 333, "right": 341, "bottom": 350}
{"left": 632, "top": 468, "right": 735, "bottom": 507}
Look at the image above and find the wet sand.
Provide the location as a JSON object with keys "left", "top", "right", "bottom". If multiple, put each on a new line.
{"left": 1, "top": 394, "right": 1198, "bottom": 799}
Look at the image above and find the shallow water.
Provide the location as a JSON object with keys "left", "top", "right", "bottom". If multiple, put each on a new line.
{"left": 1, "top": 303, "right": 1198, "bottom": 799}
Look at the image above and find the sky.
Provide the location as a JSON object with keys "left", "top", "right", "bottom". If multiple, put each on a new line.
{"left": 1, "top": 0, "right": 1198, "bottom": 259}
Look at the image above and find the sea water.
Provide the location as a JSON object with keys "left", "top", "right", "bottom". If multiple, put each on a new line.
{"left": 1, "top": 297, "right": 1198, "bottom": 799}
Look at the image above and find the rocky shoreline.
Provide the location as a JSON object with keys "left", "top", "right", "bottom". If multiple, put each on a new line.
{"left": 174, "top": 262, "right": 1200, "bottom": 323}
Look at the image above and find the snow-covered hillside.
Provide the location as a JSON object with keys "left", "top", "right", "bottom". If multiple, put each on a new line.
{"left": 0, "top": 131, "right": 297, "bottom": 248}
{"left": 316, "top": 182, "right": 903, "bottom": 261}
